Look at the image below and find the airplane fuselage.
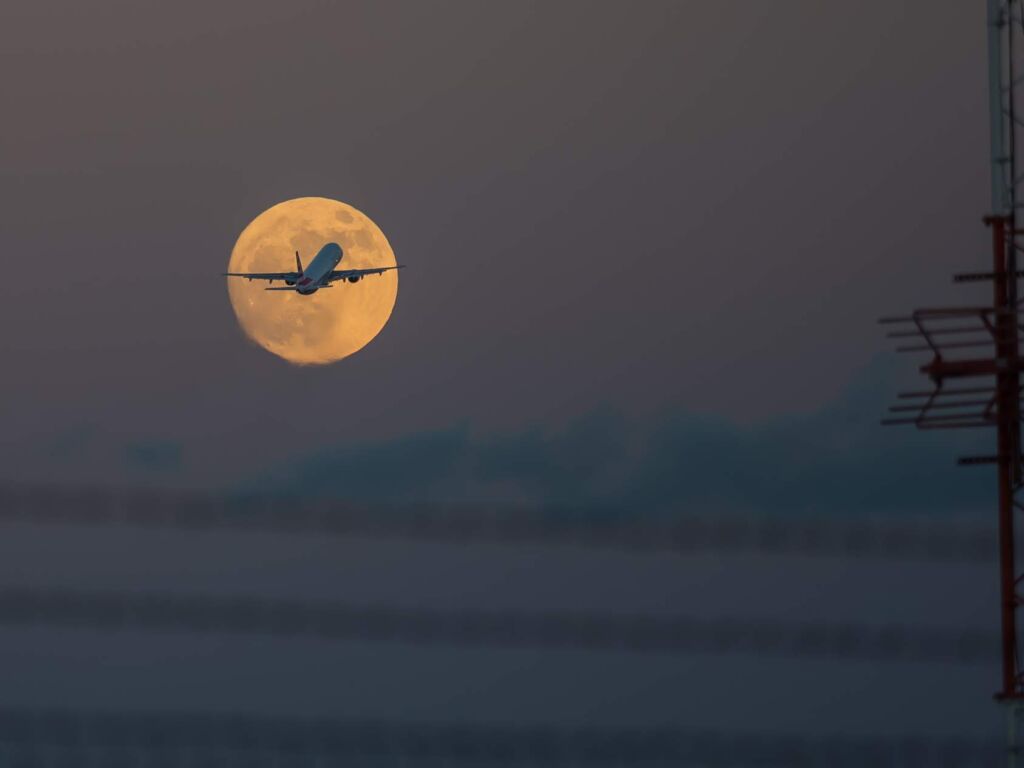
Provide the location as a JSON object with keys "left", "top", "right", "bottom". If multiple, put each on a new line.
{"left": 224, "top": 240, "right": 397, "bottom": 293}
{"left": 295, "top": 242, "right": 343, "bottom": 295}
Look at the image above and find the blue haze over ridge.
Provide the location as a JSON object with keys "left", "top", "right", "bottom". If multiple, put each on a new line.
{"left": 251, "top": 357, "right": 992, "bottom": 518}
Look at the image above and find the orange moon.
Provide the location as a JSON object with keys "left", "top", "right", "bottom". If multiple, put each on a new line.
{"left": 226, "top": 197, "right": 399, "bottom": 365}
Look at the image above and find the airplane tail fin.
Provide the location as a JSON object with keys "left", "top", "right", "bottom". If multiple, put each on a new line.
{"left": 295, "top": 250, "right": 303, "bottom": 275}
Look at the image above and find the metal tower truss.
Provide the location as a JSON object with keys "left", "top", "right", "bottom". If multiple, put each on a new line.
{"left": 882, "top": 2, "right": 1024, "bottom": 743}
{"left": 991, "top": 0, "right": 1024, "bottom": 223}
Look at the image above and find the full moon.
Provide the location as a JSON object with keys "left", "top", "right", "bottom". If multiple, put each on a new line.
{"left": 226, "top": 197, "right": 399, "bottom": 365}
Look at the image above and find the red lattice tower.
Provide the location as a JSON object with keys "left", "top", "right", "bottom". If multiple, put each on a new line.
{"left": 883, "top": 5, "right": 1024, "bottom": 757}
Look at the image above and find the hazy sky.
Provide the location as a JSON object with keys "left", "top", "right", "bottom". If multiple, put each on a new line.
{"left": 0, "top": 1, "right": 995, "bottom": 496}
{"left": 0, "top": 2, "right": 1012, "bottom": 755}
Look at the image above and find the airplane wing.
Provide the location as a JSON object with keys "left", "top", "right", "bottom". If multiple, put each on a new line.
{"left": 326, "top": 265, "right": 404, "bottom": 283}
{"left": 223, "top": 271, "right": 301, "bottom": 282}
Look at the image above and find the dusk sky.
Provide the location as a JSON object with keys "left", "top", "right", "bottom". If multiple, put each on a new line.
{"left": 0, "top": 1, "right": 996, "bottom": 506}
{"left": 0, "top": 2, "right": 1013, "bottom": 758}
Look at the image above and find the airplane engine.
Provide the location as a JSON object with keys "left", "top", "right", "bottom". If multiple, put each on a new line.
{"left": 285, "top": 279, "right": 296, "bottom": 286}
{"left": 348, "top": 275, "right": 362, "bottom": 283}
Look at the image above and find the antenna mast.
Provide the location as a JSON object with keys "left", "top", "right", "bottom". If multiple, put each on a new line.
{"left": 987, "top": 0, "right": 1024, "bottom": 705}
{"left": 883, "top": 2, "right": 1024, "bottom": 762}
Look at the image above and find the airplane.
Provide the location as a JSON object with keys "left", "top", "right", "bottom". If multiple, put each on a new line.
{"left": 223, "top": 242, "right": 403, "bottom": 296}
